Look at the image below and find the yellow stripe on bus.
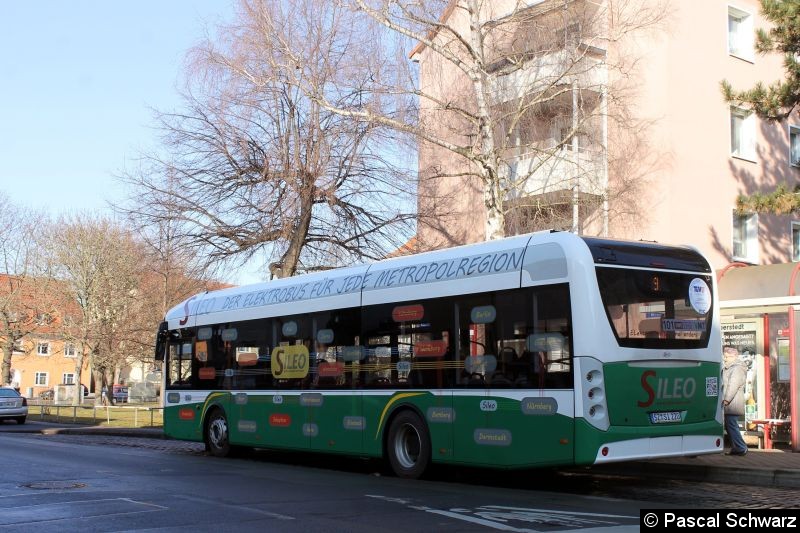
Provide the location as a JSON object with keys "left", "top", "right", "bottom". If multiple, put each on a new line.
{"left": 374, "top": 392, "right": 426, "bottom": 440}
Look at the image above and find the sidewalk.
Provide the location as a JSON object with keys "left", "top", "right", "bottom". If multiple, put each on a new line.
{"left": 585, "top": 448, "right": 800, "bottom": 489}
{"left": 5, "top": 422, "right": 799, "bottom": 488}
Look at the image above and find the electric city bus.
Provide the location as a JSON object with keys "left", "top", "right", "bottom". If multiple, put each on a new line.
{"left": 155, "top": 231, "right": 723, "bottom": 478}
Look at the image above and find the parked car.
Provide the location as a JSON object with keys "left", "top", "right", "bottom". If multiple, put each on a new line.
{"left": 112, "top": 384, "right": 128, "bottom": 403}
{"left": 38, "top": 389, "right": 54, "bottom": 401}
{"left": 0, "top": 387, "right": 28, "bottom": 424}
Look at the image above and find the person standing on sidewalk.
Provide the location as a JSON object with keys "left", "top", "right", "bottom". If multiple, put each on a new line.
{"left": 722, "top": 345, "right": 748, "bottom": 456}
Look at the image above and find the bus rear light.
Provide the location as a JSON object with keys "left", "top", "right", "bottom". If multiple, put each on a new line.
{"left": 580, "top": 358, "right": 609, "bottom": 431}
{"left": 588, "top": 404, "right": 605, "bottom": 419}
{"left": 586, "top": 370, "right": 602, "bottom": 384}
{"left": 601, "top": 446, "right": 609, "bottom": 457}
{"left": 716, "top": 438, "right": 721, "bottom": 447}
{"left": 587, "top": 387, "right": 604, "bottom": 402}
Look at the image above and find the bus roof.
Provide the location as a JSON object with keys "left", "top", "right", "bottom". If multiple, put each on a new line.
{"left": 165, "top": 232, "right": 711, "bottom": 328}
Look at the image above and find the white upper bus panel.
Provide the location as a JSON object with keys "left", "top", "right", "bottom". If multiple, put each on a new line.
{"left": 165, "top": 231, "right": 593, "bottom": 327}
{"left": 361, "top": 234, "right": 534, "bottom": 306}
{"left": 165, "top": 263, "right": 370, "bottom": 328}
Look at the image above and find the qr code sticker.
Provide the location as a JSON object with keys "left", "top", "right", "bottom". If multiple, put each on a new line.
{"left": 706, "top": 376, "right": 718, "bottom": 397}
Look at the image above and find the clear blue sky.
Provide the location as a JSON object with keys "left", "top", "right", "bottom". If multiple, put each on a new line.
{"left": 0, "top": 1, "right": 234, "bottom": 215}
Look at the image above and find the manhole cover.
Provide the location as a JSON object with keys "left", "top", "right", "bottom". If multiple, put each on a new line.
{"left": 21, "top": 481, "right": 86, "bottom": 490}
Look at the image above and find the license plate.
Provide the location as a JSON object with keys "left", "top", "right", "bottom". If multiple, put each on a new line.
{"left": 0, "top": 401, "right": 13, "bottom": 407}
{"left": 649, "top": 411, "right": 682, "bottom": 424}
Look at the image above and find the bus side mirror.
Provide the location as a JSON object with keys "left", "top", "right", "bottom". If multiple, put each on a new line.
{"left": 154, "top": 321, "right": 168, "bottom": 361}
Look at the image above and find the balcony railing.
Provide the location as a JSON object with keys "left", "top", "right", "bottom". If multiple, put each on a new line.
{"left": 502, "top": 144, "right": 605, "bottom": 199}
{"left": 489, "top": 48, "right": 607, "bottom": 105}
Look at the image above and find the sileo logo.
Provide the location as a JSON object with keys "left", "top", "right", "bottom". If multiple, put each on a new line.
{"left": 179, "top": 296, "right": 197, "bottom": 326}
{"left": 637, "top": 370, "right": 697, "bottom": 407}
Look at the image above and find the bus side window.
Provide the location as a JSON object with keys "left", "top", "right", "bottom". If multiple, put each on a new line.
{"left": 274, "top": 315, "right": 311, "bottom": 390}
{"left": 529, "top": 285, "right": 573, "bottom": 389}
{"left": 457, "top": 296, "right": 496, "bottom": 389}
{"left": 168, "top": 341, "right": 193, "bottom": 388}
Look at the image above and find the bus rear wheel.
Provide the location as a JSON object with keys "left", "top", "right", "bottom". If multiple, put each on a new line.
{"left": 205, "top": 409, "right": 231, "bottom": 457}
{"left": 386, "top": 411, "right": 431, "bottom": 479}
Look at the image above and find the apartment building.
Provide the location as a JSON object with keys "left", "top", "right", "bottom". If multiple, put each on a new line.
{"left": 411, "top": 0, "right": 798, "bottom": 269}
{"left": 8, "top": 333, "right": 91, "bottom": 399}
{"left": 0, "top": 274, "right": 91, "bottom": 399}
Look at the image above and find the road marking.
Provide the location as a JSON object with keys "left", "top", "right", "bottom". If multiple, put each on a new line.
{"left": 367, "top": 495, "right": 639, "bottom": 532}
{"left": 175, "top": 494, "right": 295, "bottom": 520}
{"left": 0, "top": 498, "right": 167, "bottom": 526}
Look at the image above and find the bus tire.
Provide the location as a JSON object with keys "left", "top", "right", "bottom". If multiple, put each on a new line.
{"left": 204, "top": 409, "right": 231, "bottom": 457}
{"left": 386, "top": 410, "right": 431, "bottom": 479}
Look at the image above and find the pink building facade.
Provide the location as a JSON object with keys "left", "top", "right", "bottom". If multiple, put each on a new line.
{"left": 412, "top": 0, "right": 800, "bottom": 270}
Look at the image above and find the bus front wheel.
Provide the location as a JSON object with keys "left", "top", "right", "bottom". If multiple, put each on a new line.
{"left": 386, "top": 410, "right": 431, "bottom": 479}
{"left": 205, "top": 409, "right": 231, "bottom": 457}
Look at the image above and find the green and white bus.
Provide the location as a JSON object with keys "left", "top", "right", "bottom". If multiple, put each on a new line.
{"left": 156, "top": 231, "right": 723, "bottom": 478}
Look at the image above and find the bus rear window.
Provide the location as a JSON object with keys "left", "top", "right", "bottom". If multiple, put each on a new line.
{"left": 595, "top": 267, "right": 713, "bottom": 349}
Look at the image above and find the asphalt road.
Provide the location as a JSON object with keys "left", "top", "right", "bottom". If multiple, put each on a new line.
{"left": 0, "top": 428, "right": 645, "bottom": 532}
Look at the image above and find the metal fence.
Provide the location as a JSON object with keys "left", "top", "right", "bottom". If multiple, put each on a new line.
{"left": 27, "top": 403, "right": 163, "bottom": 428}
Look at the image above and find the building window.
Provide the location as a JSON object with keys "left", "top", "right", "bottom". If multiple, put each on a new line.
{"left": 62, "top": 373, "right": 76, "bottom": 385}
{"left": 733, "top": 211, "right": 759, "bottom": 263}
{"left": 791, "top": 125, "right": 800, "bottom": 167}
{"left": 64, "top": 343, "right": 77, "bottom": 358}
{"left": 36, "top": 342, "right": 50, "bottom": 356}
{"left": 731, "top": 107, "right": 756, "bottom": 161}
{"left": 728, "top": 6, "right": 754, "bottom": 61}
{"left": 793, "top": 222, "right": 800, "bottom": 262}
{"left": 35, "top": 372, "right": 48, "bottom": 386}
{"left": 12, "top": 340, "right": 24, "bottom": 354}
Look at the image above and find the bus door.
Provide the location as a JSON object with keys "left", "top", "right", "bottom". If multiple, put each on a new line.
{"left": 163, "top": 328, "right": 205, "bottom": 442}
{"left": 307, "top": 312, "right": 364, "bottom": 455}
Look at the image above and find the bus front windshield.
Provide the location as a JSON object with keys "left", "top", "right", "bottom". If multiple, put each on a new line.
{"left": 595, "top": 267, "right": 713, "bottom": 349}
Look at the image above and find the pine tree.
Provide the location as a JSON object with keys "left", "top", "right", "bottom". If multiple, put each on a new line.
{"left": 722, "top": 0, "right": 800, "bottom": 213}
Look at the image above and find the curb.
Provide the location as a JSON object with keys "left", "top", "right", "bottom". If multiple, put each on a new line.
{"left": 40, "top": 427, "right": 168, "bottom": 439}
{"left": 1, "top": 423, "right": 167, "bottom": 440}
{"left": 585, "top": 461, "right": 800, "bottom": 489}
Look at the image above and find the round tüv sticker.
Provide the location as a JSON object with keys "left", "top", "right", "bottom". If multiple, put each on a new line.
{"left": 688, "top": 278, "right": 711, "bottom": 315}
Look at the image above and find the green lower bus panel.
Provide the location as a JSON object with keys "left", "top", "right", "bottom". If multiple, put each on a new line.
{"left": 165, "top": 390, "right": 578, "bottom": 469}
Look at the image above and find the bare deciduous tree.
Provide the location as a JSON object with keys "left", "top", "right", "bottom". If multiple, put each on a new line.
{"left": 119, "top": 0, "right": 417, "bottom": 280}
{"left": 306, "top": 0, "right": 667, "bottom": 246}
{"left": 45, "top": 214, "right": 146, "bottom": 405}
{"left": 0, "top": 194, "right": 57, "bottom": 388}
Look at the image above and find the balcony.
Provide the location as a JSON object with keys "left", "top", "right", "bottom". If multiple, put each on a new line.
{"left": 502, "top": 143, "right": 605, "bottom": 199}
{"left": 489, "top": 47, "right": 607, "bottom": 105}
